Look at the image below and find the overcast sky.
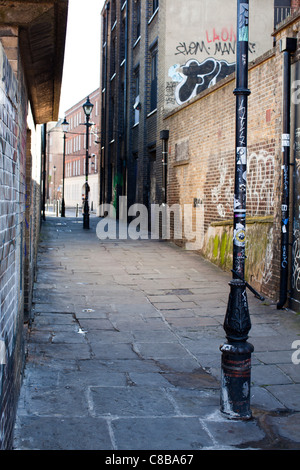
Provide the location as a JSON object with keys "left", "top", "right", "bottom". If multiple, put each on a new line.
{"left": 59, "top": 0, "right": 104, "bottom": 117}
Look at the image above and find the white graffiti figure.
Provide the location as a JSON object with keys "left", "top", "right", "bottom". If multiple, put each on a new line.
{"left": 247, "top": 150, "right": 275, "bottom": 216}
{"left": 175, "top": 58, "right": 235, "bottom": 105}
{"left": 211, "top": 158, "right": 233, "bottom": 218}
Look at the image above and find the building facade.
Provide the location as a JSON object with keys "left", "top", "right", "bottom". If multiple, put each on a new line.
{"left": 100, "top": 0, "right": 300, "bottom": 307}
{"left": 100, "top": 0, "right": 277, "bottom": 217}
{"left": 47, "top": 120, "right": 64, "bottom": 207}
{"left": 64, "top": 88, "right": 100, "bottom": 212}
{"left": 0, "top": 0, "right": 68, "bottom": 449}
{"left": 164, "top": 5, "right": 300, "bottom": 309}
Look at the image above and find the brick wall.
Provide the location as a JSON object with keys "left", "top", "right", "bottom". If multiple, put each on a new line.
{"left": 0, "top": 40, "right": 28, "bottom": 449}
{"left": 165, "top": 39, "right": 286, "bottom": 300}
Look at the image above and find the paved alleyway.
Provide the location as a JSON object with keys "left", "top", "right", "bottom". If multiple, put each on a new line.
{"left": 13, "top": 215, "right": 300, "bottom": 450}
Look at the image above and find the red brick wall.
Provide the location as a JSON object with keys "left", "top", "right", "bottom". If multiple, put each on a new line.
{"left": 165, "top": 45, "right": 283, "bottom": 300}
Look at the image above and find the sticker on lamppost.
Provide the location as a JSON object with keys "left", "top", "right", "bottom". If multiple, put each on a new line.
{"left": 234, "top": 223, "right": 246, "bottom": 246}
{"left": 0, "top": 340, "right": 6, "bottom": 365}
{"left": 237, "top": 147, "right": 247, "bottom": 165}
{"left": 239, "top": 3, "right": 249, "bottom": 42}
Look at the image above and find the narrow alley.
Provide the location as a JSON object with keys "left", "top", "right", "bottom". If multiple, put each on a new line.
{"left": 12, "top": 214, "right": 300, "bottom": 451}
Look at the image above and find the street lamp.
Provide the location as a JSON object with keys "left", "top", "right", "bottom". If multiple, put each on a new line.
{"left": 220, "top": 0, "right": 253, "bottom": 420}
{"left": 82, "top": 96, "right": 94, "bottom": 229}
{"left": 61, "top": 117, "right": 69, "bottom": 217}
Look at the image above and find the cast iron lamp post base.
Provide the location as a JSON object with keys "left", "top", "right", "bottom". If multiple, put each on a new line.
{"left": 220, "top": 279, "right": 254, "bottom": 420}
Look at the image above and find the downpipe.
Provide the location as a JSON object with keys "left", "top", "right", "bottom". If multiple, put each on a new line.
{"left": 277, "top": 38, "right": 297, "bottom": 309}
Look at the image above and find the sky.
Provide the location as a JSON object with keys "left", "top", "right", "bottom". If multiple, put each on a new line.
{"left": 59, "top": 0, "right": 105, "bottom": 117}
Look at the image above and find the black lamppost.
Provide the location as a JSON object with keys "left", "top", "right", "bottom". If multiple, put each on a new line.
{"left": 82, "top": 96, "right": 94, "bottom": 229}
{"left": 220, "top": 0, "right": 253, "bottom": 420}
{"left": 61, "top": 117, "right": 69, "bottom": 217}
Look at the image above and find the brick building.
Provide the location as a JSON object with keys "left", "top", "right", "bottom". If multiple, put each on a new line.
{"left": 0, "top": 0, "right": 68, "bottom": 449}
{"left": 164, "top": 5, "right": 300, "bottom": 308}
{"left": 100, "top": 1, "right": 300, "bottom": 307}
{"left": 47, "top": 119, "right": 64, "bottom": 206}
{"left": 64, "top": 88, "right": 100, "bottom": 212}
{"left": 100, "top": 0, "right": 276, "bottom": 218}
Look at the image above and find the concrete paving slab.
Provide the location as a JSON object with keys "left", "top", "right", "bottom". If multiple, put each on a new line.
{"left": 111, "top": 417, "right": 215, "bottom": 450}
{"left": 14, "top": 416, "right": 113, "bottom": 450}
{"left": 89, "top": 386, "right": 177, "bottom": 417}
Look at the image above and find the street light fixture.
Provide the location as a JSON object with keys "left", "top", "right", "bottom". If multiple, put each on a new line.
{"left": 61, "top": 117, "right": 69, "bottom": 217}
{"left": 82, "top": 96, "right": 94, "bottom": 229}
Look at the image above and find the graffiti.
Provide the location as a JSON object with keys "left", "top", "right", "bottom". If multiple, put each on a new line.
{"left": 282, "top": 244, "right": 288, "bottom": 269}
{"left": 174, "top": 58, "right": 235, "bottom": 105}
{"left": 1, "top": 47, "right": 18, "bottom": 105}
{"left": 206, "top": 26, "right": 236, "bottom": 43}
{"left": 238, "top": 99, "right": 246, "bottom": 147}
{"left": 211, "top": 149, "right": 274, "bottom": 219}
{"left": 175, "top": 40, "right": 255, "bottom": 57}
{"left": 176, "top": 41, "right": 210, "bottom": 57}
{"left": 238, "top": 3, "right": 249, "bottom": 41}
{"left": 165, "top": 81, "right": 177, "bottom": 106}
{"left": 292, "top": 228, "right": 300, "bottom": 293}
{"left": 211, "top": 157, "right": 233, "bottom": 218}
{"left": 247, "top": 150, "right": 275, "bottom": 216}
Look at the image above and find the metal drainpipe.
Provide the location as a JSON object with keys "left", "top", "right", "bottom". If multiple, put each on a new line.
{"left": 160, "top": 130, "right": 169, "bottom": 205}
{"left": 42, "top": 123, "right": 47, "bottom": 222}
{"left": 101, "top": 3, "right": 109, "bottom": 209}
{"left": 277, "top": 37, "right": 297, "bottom": 309}
{"left": 123, "top": 0, "right": 129, "bottom": 198}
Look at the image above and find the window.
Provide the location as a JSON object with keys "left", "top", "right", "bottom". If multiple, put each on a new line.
{"left": 120, "top": 17, "right": 126, "bottom": 63}
{"left": 111, "top": 0, "right": 116, "bottom": 28}
{"left": 135, "top": 0, "right": 141, "bottom": 39}
{"left": 153, "top": 0, "right": 159, "bottom": 14}
{"left": 150, "top": 45, "right": 158, "bottom": 112}
{"left": 109, "top": 95, "right": 115, "bottom": 141}
{"left": 111, "top": 37, "right": 116, "bottom": 77}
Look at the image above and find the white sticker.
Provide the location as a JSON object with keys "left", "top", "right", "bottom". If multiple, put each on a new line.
{"left": 0, "top": 341, "right": 6, "bottom": 365}
{"left": 282, "top": 134, "right": 290, "bottom": 147}
{"left": 237, "top": 147, "right": 247, "bottom": 165}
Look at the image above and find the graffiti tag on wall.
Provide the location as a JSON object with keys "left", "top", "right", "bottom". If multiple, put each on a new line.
{"left": 167, "top": 25, "right": 257, "bottom": 106}
{"left": 211, "top": 149, "right": 275, "bottom": 219}
{"left": 247, "top": 150, "right": 275, "bottom": 216}
{"left": 171, "top": 58, "right": 235, "bottom": 105}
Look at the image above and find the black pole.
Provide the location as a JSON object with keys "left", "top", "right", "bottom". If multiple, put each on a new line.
{"left": 83, "top": 114, "right": 90, "bottom": 229}
{"left": 277, "top": 38, "right": 297, "bottom": 309}
{"left": 42, "top": 123, "right": 47, "bottom": 221}
{"left": 160, "top": 130, "right": 169, "bottom": 205}
{"left": 61, "top": 132, "right": 66, "bottom": 217}
{"left": 220, "top": 0, "right": 253, "bottom": 420}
